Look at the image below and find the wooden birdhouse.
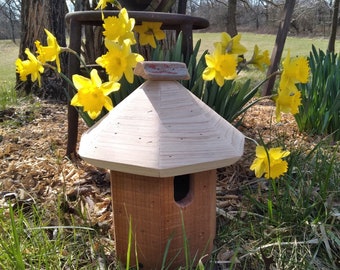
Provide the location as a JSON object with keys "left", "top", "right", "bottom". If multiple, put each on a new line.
{"left": 78, "top": 62, "right": 244, "bottom": 269}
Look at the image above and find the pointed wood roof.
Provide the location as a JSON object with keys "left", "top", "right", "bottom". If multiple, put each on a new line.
{"left": 79, "top": 62, "right": 244, "bottom": 177}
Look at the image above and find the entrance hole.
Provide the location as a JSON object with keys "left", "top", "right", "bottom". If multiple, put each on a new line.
{"left": 174, "top": 174, "right": 191, "bottom": 204}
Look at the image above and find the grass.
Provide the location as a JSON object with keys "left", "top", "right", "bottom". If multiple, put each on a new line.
{"left": 0, "top": 33, "right": 339, "bottom": 268}
{"left": 0, "top": 40, "right": 20, "bottom": 110}
{"left": 0, "top": 39, "right": 18, "bottom": 83}
{"left": 193, "top": 32, "right": 340, "bottom": 59}
{"left": 0, "top": 81, "right": 17, "bottom": 110}
{"left": 0, "top": 203, "right": 107, "bottom": 269}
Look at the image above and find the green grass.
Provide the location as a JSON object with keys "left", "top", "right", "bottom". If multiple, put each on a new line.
{"left": 193, "top": 32, "right": 340, "bottom": 59}
{"left": 0, "top": 40, "right": 19, "bottom": 110}
{"left": 0, "top": 40, "right": 18, "bottom": 83}
{"left": 0, "top": 203, "right": 106, "bottom": 269}
{"left": 0, "top": 81, "right": 17, "bottom": 110}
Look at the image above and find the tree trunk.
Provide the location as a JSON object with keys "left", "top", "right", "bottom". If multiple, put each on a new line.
{"left": 75, "top": 0, "right": 90, "bottom": 11}
{"left": 17, "top": 0, "right": 47, "bottom": 94}
{"left": 177, "top": 0, "right": 187, "bottom": 14}
{"left": 226, "top": 0, "right": 238, "bottom": 37}
{"left": 328, "top": 0, "right": 339, "bottom": 52}
{"left": 17, "top": 0, "right": 67, "bottom": 99}
{"left": 262, "top": 0, "right": 296, "bottom": 96}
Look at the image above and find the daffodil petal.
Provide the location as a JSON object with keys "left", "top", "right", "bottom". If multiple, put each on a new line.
{"left": 269, "top": 147, "right": 290, "bottom": 159}
{"left": 90, "top": 69, "right": 103, "bottom": 87}
{"left": 72, "top": 74, "right": 92, "bottom": 90}
{"left": 202, "top": 67, "right": 215, "bottom": 81}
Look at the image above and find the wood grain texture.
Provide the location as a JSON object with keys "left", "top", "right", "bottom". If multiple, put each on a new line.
{"left": 111, "top": 170, "right": 216, "bottom": 269}
{"left": 79, "top": 63, "right": 244, "bottom": 177}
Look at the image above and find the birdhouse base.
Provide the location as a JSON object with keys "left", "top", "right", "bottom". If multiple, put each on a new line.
{"left": 110, "top": 170, "right": 216, "bottom": 269}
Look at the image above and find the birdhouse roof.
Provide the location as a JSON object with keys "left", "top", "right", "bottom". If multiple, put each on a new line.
{"left": 79, "top": 62, "right": 244, "bottom": 177}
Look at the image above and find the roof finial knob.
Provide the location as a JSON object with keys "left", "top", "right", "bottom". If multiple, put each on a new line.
{"left": 134, "top": 61, "right": 190, "bottom": 81}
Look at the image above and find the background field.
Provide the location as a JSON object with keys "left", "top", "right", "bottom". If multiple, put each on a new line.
{"left": 0, "top": 40, "right": 19, "bottom": 82}
{"left": 193, "top": 32, "right": 340, "bottom": 59}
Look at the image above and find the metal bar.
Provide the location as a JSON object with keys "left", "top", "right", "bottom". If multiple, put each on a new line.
{"left": 66, "top": 19, "right": 81, "bottom": 157}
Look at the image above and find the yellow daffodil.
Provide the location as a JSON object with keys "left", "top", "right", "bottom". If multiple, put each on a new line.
{"left": 248, "top": 45, "right": 270, "bottom": 71}
{"left": 96, "top": 40, "right": 144, "bottom": 83}
{"left": 71, "top": 69, "right": 120, "bottom": 120}
{"left": 273, "top": 50, "right": 309, "bottom": 121}
{"left": 95, "top": 0, "right": 112, "bottom": 10}
{"left": 275, "top": 85, "right": 302, "bottom": 121}
{"left": 250, "top": 145, "right": 290, "bottom": 179}
{"left": 35, "top": 29, "right": 62, "bottom": 72}
{"left": 15, "top": 48, "right": 44, "bottom": 86}
{"left": 202, "top": 43, "right": 237, "bottom": 87}
{"left": 102, "top": 8, "right": 136, "bottom": 45}
{"left": 280, "top": 50, "right": 309, "bottom": 91}
{"left": 214, "top": 32, "right": 247, "bottom": 55}
{"left": 134, "top": 21, "right": 166, "bottom": 48}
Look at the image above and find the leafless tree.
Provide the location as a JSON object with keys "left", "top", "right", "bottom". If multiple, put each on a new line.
{"left": 263, "top": 0, "right": 296, "bottom": 96}
{"left": 0, "top": 0, "right": 21, "bottom": 42}
{"left": 328, "top": 0, "right": 339, "bottom": 52}
{"left": 226, "top": 0, "right": 238, "bottom": 36}
{"left": 17, "top": 0, "right": 67, "bottom": 97}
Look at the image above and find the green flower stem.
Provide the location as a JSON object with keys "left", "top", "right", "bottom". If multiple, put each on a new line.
{"left": 267, "top": 198, "right": 273, "bottom": 221}
{"left": 267, "top": 179, "right": 277, "bottom": 221}
{"left": 230, "top": 71, "right": 280, "bottom": 122}
{"left": 267, "top": 178, "right": 280, "bottom": 222}
{"left": 270, "top": 178, "right": 278, "bottom": 196}
{"left": 245, "top": 136, "right": 259, "bottom": 145}
{"left": 126, "top": 217, "right": 132, "bottom": 270}
{"left": 43, "top": 62, "right": 76, "bottom": 93}
{"left": 112, "top": 0, "right": 122, "bottom": 9}
{"left": 61, "top": 47, "right": 91, "bottom": 75}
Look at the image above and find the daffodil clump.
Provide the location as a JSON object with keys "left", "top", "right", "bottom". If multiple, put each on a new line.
{"left": 275, "top": 51, "right": 310, "bottom": 121}
{"left": 95, "top": 8, "right": 144, "bottom": 84}
{"left": 202, "top": 33, "right": 270, "bottom": 87}
{"left": 200, "top": 31, "right": 310, "bottom": 180}
{"left": 15, "top": 8, "right": 165, "bottom": 120}
{"left": 15, "top": 5, "right": 310, "bottom": 181}
{"left": 16, "top": 29, "right": 61, "bottom": 87}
